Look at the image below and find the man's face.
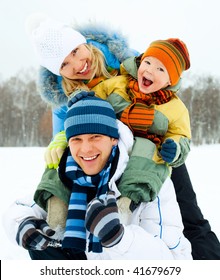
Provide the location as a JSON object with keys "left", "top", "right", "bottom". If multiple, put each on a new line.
{"left": 69, "top": 134, "right": 118, "bottom": 175}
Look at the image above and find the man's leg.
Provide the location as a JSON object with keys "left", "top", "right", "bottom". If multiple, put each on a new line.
{"left": 28, "top": 247, "right": 87, "bottom": 260}
{"left": 171, "top": 163, "right": 220, "bottom": 260}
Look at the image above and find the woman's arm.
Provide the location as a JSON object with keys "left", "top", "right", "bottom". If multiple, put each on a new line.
{"left": 52, "top": 106, "right": 68, "bottom": 136}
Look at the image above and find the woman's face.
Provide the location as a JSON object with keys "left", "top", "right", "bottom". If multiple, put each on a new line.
{"left": 59, "top": 44, "right": 93, "bottom": 80}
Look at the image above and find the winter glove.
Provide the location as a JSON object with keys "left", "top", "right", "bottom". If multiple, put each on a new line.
{"left": 44, "top": 131, "right": 68, "bottom": 169}
{"left": 85, "top": 191, "right": 124, "bottom": 248}
{"left": 16, "top": 218, "right": 57, "bottom": 250}
{"left": 160, "top": 138, "right": 180, "bottom": 163}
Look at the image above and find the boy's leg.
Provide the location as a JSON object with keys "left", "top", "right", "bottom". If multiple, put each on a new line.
{"left": 171, "top": 163, "right": 220, "bottom": 260}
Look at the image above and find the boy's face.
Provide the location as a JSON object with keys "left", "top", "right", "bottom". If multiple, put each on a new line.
{"left": 59, "top": 44, "right": 93, "bottom": 80}
{"left": 138, "top": 56, "right": 171, "bottom": 94}
{"left": 69, "top": 134, "right": 118, "bottom": 175}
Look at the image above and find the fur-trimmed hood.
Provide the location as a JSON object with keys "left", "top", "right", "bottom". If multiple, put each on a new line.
{"left": 74, "top": 21, "right": 137, "bottom": 66}
{"left": 38, "top": 23, "right": 139, "bottom": 107}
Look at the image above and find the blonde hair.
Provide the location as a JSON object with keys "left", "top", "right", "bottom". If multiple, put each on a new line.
{"left": 62, "top": 44, "right": 115, "bottom": 96}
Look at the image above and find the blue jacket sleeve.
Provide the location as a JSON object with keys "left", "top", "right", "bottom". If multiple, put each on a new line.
{"left": 52, "top": 105, "right": 68, "bottom": 137}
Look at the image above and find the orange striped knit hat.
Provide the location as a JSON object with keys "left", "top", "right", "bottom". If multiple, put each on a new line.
{"left": 141, "top": 38, "right": 190, "bottom": 86}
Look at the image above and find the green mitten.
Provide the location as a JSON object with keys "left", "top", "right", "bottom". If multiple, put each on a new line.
{"left": 44, "top": 131, "right": 68, "bottom": 169}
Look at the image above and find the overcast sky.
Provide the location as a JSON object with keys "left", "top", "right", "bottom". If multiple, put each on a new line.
{"left": 1, "top": 0, "right": 220, "bottom": 80}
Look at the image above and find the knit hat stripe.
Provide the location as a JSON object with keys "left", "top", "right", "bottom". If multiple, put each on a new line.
{"left": 68, "top": 104, "right": 116, "bottom": 117}
{"left": 171, "top": 40, "right": 190, "bottom": 70}
{"left": 64, "top": 91, "right": 119, "bottom": 140}
{"left": 65, "top": 114, "right": 118, "bottom": 133}
{"left": 71, "top": 98, "right": 113, "bottom": 109}
{"left": 155, "top": 43, "right": 185, "bottom": 74}
{"left": 65, "top": 114, "right": 117, "bottom": 128}
{"left": 66, "top": 123, "right": 118, "bottom": 139}
{"left": 148, "top": 44, "right": 182, "bottom": 78}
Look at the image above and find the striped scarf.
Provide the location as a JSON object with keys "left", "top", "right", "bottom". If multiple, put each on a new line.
{"left": 120, "top": 79, "right": 174, "bottom": 144}
{"left": 85, "top": 69, "right": 118, "bottom": 89}
{"left": 62, "top": 145, "right": 117, "bottom": 253}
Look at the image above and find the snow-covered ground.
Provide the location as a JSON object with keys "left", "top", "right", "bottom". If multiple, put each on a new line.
{"left": 0, "top": 145, "right": 219, "bottom": 260}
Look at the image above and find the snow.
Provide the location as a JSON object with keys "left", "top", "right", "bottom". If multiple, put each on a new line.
{"left": 0, "top": 145, "right": 220, "bottom": 260}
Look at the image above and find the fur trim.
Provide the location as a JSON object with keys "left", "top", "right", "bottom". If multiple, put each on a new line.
{"left": 73, "top": 21, "right": 137, "bottom": 63}
{"left": 46, "top": 196, "right": 68, "bottom": 231}
{"left": 38, "top": 66, "right": 67, "bottom": 107}
{"left": 117, "top": 197, "right": 132, "bottom": 225}
{"left": 51, "top": 225, "right": 65, "bottom": 241}
{"left": 39, "top": 22, "right": 138, "bottom": 107}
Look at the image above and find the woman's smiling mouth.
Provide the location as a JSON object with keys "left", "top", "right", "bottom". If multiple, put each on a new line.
{"left": 78, "top": 62, "right": 88, "bottom": 74}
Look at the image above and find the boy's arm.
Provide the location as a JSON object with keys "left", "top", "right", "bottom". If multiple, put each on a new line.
{"left": 162, "top": 104, "right": 191, "bottom": 167}
{"left": 152, "top": 98, "right": 191, "bottom": 167}
{"left": 44, "top": 130, "right": 68, "bottom": 169}
{"left": 93, "top": 75, "right": 131, "bottom": 115}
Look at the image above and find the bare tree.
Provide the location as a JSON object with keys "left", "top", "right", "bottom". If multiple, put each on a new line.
{"left": 0, "top": 69, "right": 52, "bottom": 147}
{"left": 1, "top": 69, "right": 220, "bottom": 147}
{"left": 179, "top": 74, "right": 220, "bottom": 145}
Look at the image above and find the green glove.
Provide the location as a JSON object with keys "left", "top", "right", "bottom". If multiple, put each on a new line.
{"left": 44, "top": 131, "right": 68, "bottom": 169}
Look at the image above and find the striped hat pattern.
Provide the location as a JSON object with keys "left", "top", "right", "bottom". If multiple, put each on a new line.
{"left": 141, "top": 38, "right": 190, "bottom": 86}
{"left": 64, "top": 91, "right": 119, "bottom": 140}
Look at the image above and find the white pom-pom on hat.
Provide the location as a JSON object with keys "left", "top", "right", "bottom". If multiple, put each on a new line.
{"left": 25, "top": 12, "right": 49, "bottom": 36}
{"left": 25, "top": 13, "right": 86, "bottom": 76}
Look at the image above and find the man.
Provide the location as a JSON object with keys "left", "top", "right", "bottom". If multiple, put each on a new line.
{"left": 4, "top": 91, "right": 192, "bottom": 260}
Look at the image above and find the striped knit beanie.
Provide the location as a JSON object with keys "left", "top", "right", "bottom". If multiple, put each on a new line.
{"left": 141, "top": 38, "right": 190, "bottom": 86}
{"left": 64, "top": 91, "right": 119, "bottom": 140}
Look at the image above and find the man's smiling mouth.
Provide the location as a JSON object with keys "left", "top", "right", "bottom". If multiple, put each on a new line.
{"left": 82, "top": 155, "right": 98, "bottom": 161}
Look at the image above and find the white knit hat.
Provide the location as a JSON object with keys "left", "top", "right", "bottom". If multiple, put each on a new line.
{"left": 26, "top": 14, "right": 86, "bottom": 75}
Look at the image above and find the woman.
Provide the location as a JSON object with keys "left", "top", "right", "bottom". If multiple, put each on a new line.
{"left": 28, "top": 14, "right": 138, "bottom": 136}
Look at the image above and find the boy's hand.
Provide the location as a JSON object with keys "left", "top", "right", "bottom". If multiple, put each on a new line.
{"left": 44, "top": 131, "right": 68, "bottom": 169}
{"left": 160, "top": 138, "right": 180, "bottom": 163}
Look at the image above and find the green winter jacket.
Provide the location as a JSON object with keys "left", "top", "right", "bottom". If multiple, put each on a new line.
{"left": 34, "top": 168, "right": 70, "bottom": 211}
